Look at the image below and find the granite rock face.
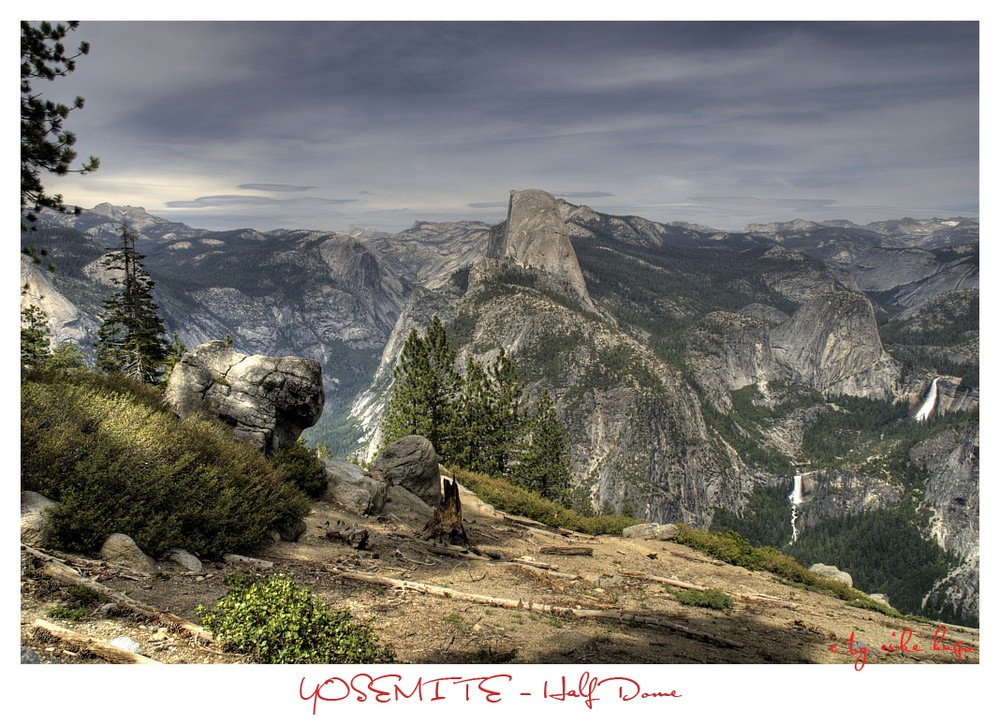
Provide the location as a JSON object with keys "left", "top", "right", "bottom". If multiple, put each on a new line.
{"left": 911, "top": 421, "right": 979, "bottom": 623}
{"left": 686, "top": 311, "right": 780, "bottom": 410}
{"left": 369, "top": 435, "right": 442, "bottom": 508}
{"left": 476, "top": 188, "right": 595, "bottom": 310}
{"left": 164, "top": 341, "right": 324, "bottom": 455}
{"left": 20, "top": 255, "right": 95, "bottom": 346}
{"left": 770, "top": 290, "right": 899, "bottom": 398}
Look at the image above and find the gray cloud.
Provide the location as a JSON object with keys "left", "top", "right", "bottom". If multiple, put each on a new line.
{"left": 239, "top": 183, "right": 315, "bottom": 192}
{"left": 553, "top": 191, "right": 616, "bottom": 199}
{"left": 44, "top": 20, "right": 978, "bottom": 232}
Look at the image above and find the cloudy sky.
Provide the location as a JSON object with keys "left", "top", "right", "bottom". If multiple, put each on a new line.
{"left": 34, "top": 18, "right": 979, "bottom": 233}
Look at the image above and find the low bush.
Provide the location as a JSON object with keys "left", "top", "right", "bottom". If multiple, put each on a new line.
{"left": 454, "top": 468, "right": 641, "bottom": 536}
{"left": 674, "top": 587, "right": 734, "bottom": 610}
{"left": 197, "top": 573, "right": 393, "bottom": 664}
{"left": 271, "top": 439, "right": 327, "bottom": 498}
{"left": 676, "top": 525, "right": 768, "bottom": 570}
{"left": 21, "top": 368, "right": 310, "bottom": 558}
{"left": 46, "top": 605, "right": 87, "bottom": 621}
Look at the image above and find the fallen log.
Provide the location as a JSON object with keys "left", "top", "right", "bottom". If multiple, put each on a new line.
{"left": 621, "top": 571, "right": 708, "bottom": 591}
{"left": 418, "top": 541, "right": 491, "bottom": 561}
{"left": 33, "top": 558, "right": 214, "bottom": 644}
{"left": 329, "top": 568, "right": 742, "bottom": 649}
{"left": 511, "top": 557, "right": 559, "bottom": 571}
{"left": 223, "top": 554, "right": 274, "bottom": 569}
{"left": 31, "top": 618, "right": 160, "bottom": 664}
{"left": 501, "top": 514, "right": 596, "bottom": 540}
{"left": 509, "top": 562, "right": 580, "bottom": 581}
{"left": 620, "top": 570, "right": 784, "bottom": 602}
{"left": 539, "top": 546, "right": 593, "bottom": 556}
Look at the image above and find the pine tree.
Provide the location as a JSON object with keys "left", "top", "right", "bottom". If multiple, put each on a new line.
{"left": 20, "top": 304, "right": 51, "bottom": 370}
{"left": 512, "top": 388, "right": 572, "bottom": 502}
{"left": 94, "top": 224, "right": 170, "bottom": 384}
{"left": 487, "top": 347, "right": 527, "bottom": 476}
{"left": 454, "top": 358, "right": 495, "bottom": 471}
{"left": 381, "top": 316, "right": 462, "bottom": 459}
{"left": 21, "top": 21, "right": 99, "bottom": 226}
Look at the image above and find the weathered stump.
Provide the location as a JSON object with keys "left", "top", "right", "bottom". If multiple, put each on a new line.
{"left": 419, "top": 476, "right": 471, "bottom": 548}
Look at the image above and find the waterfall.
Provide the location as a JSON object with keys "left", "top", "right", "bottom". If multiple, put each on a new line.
{"left": 788, "top": 473, "right": 804, "bottom": 545}
{"left": 914, "top": 377, "right": 941, "bottom": 422}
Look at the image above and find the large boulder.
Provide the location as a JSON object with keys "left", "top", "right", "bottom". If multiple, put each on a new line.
{"left": 322, "top": 459, "right": 387, "bottom": 516}
{"left": 809, "top": 563, "right": 854, "bottom": 588}
{"left": 21, "top": 491, "right": 58, "bottom": 548}
{"left": 369, "top": 435, "right": 442, "bottom": 508}
{"left": 383, "top": 484, "right": 434, "bottom": 526}
{"left": 164, "top": 341, "right": 324, "bottom": 455}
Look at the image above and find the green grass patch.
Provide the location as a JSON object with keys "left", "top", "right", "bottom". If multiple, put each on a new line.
{"left": 674, "top": 524, "right": 923, "bottom": 621}
{"left": 674, "top": 587, "right": 734, "bottom": 610}
{"left": 46, "top": 605, "right": 87, "bottom": 621}
{"left": 454, "top": 467, "right": 641, "bottom": 535}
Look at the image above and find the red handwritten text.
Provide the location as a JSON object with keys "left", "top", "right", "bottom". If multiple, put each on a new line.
{"left": 299, "top": 671, "right": 681, "bottom": 713}
{"left": 829, "top": 626, "right": 976, "bottom": 671}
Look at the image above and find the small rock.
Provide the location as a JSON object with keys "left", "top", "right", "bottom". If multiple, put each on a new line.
{"left": 622, "top": 523, "right": 679, "bottom": 541}
{"left": 21, "top": 646, "right": 40, "bottom": 664}
{"left": 161, "top": 547, "right": 203, "bottom": 573}
{"left": 275, "top": 518, "right": 307, "bottom": 542}
{"left": 107, "top": 636, "right": 142, "bottom": 654}
{"left": 96, "top": 603, "right": 121, "bottom": 617}
{"left": 869, "top": 593, "right": 892, "bottom": 608}
{"left": 100, "top": 533, "right": 157, "bottom": 574}
{"left": 369, "top": 435, "right": 441, "bottom": 508}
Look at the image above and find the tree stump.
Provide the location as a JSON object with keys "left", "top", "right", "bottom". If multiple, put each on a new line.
{"left": 419, "top": 476, "right": 471, "bottom": 548}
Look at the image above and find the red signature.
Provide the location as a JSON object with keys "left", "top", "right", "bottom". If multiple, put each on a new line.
{"left": 829, "top": 626, "right": 976, "bottom": 670}
{"left": 299, "top": 671, "right": 680, "bottom": 713}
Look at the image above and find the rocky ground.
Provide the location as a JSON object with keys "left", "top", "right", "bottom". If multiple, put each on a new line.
{"left": 20, "top": 486, "right": 979, "bottom": 668}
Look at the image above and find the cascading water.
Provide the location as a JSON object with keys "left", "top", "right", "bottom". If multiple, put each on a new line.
{"left": 788, "top": 473, "right": 804, "bottom": 545}
{"left": 914, "top": 377, "right": 941, "bottom": 422}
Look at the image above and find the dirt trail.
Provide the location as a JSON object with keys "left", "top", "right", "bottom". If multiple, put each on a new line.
{"left": 20, "top": 487, "right": 979, "bottom": 666}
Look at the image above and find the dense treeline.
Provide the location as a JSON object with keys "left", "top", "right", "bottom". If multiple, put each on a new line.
{"left": 800, "top": 393, "right": 978, "bottom": 471}
{"left": 786, "top": 503, "right": 966, "bottom": 624}
{"left": 381, "top": 316, "right": 572, "bottom": 501}
{"left": 710, "top": 483, "right": 792, "bottom": 549}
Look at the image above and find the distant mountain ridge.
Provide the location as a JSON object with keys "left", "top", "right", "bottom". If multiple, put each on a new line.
{"left": 22, "top": 194, "right": 979, "bottom": 624}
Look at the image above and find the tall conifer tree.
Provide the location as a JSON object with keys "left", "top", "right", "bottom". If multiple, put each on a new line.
{"left": 381, "top": 316, "right": 461, "bottom": 459}
{"left": 512, "top": 388, "right": 571, "bottom": 501}
{"left": 94, "top": 224, "right": 170, "bottom": 383}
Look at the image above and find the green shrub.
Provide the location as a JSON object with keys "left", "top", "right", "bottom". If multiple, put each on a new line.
{"left": 454, "top": 468, "right": 641, "bottom": 536}
{"left": 271, "top": 439, "right": 327, "bottom": 498}
{"left": 675, "top": 587, "right": 734, "bottom": 610}
{"left": 46, "top": 605, "right": 87, "bottom": 621}
{"left": 676, "top": 525, "right": 768, "bottom": 570}
{"left": 67, "top": 585, "right": 100, "bottom": 604}
{"left": 21, "top": 369, "right": 310, "bottom": 558}
{"left": 197, "top": 573, "right": 393, "bottom": 664}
